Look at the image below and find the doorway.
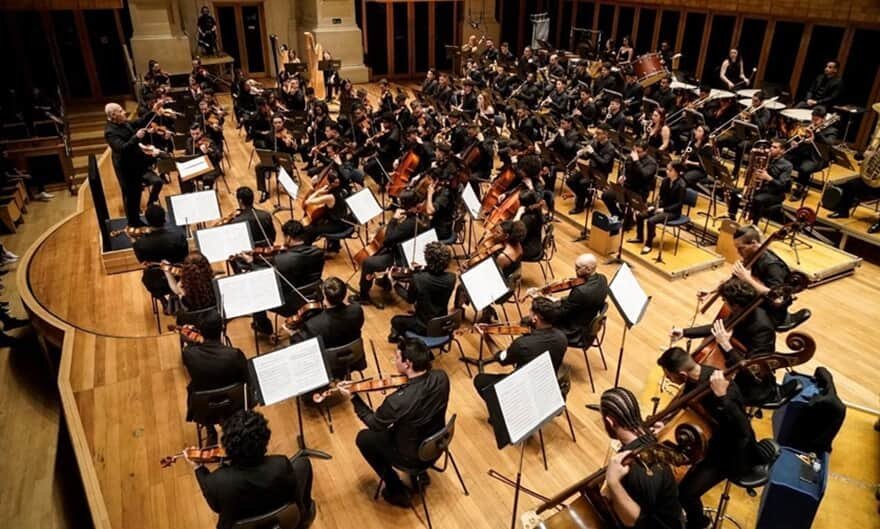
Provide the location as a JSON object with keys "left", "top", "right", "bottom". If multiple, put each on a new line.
{"left": 215, "top": 2, "right": 269, "bottom": 77}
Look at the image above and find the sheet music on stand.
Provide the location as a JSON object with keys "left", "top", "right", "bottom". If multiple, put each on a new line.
{"left": 277, "top": 166, "right": 299, "bottom": 199}
{"left": 461, "top": 183, "right": 482, "bottom": 219}
{"left": 195, "top": 222, "right": 254, "bottom": 263}
{"left": 401, "top": 228, "right": 438, "bottom": 268}
{"left": 460, "top": 257, "right": 509, "bottom": 311}
{"left": 175, "top": 155, "right": 214, "bottom": 182}
{"left": 248, "top": 337, "right": 331, "bottom": 406}
{"left": 215, "top": 268, "right": 283, "bottom": 319}
{"left": 492, "top": 352, "right": 565, "bottom": 448}
{"left": 345, "top": 188, "right": 383, "bottom": 224}
{"left": 167, "top": 190, "right": 222, "bottom": 225}
{"left": 608, "top": 263, "right": 650, "bottom": 327}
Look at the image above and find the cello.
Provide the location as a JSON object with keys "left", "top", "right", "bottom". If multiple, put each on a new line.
{"left": 480, "top": 165, "right": 518, "bottom": 215}
{"left": 483, "top": 192, "right": 521, "bottom": 233}
{"left": 353, "top": 226, "right": 386, "bottom": 268}
{"left": 388, "top": 148, "right": 421, "bottom": 197}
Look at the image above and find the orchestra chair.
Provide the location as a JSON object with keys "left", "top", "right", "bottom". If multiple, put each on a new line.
{"left": 189, "top": 382, "right": 251, "bottom": 448}
{"left": 175, "top": 305, "right": 221, "bottom": 349}
{"left": 271, "top": 280, "right": 323, "bottom": 344}
{"left": 567, "top": 302, "right": 609, "bottom": 393}
{"left": 554, "top": 364, "right": 578, "bottom": 443}
{"left": 320, "top": 337, "right": 371, "bottom": 432}
{"left": 372, "top": 414, "right": 469, "bottom": 529}
{"left": 656, "top": 188, "right": 698, "bottom": 257}
{"left": 404, "top": 309, "right": 469, "bottom": 375}
{"left": 521, "top": 223, "right": 557, "bottom": 281}
{"left": 439, "top": 216, "right": 467, "bottom": 266}
{"left": 318, "top": 225, "right": 363, "bottom": 270}
{"left": 231, "top": 501, "right": 301, "bottom": 529}
{"left": 497, "top": 268, "right": 525, "bottom": 322}
{"left": 704, "top": 439, "right": 781, "bottom": 529}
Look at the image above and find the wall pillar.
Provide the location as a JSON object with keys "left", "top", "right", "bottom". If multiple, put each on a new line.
{"left": 128, "top": 0, "right": 192, "bottom": 76}
{"left": 297, "top": 0, "right": 369, "bottom": 83}
{"left": 461, "top": 0, "right": 500, "bottom": 45}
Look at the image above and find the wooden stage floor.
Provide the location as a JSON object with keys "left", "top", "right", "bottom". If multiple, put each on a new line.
{"left": 11, "top": 90, "right": 880, "bottom": 529}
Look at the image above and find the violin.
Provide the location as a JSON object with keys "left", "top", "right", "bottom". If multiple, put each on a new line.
{"left": 160, "top": 446, "right": 226, "bottom": 468}
{"left": 282, "top": 301, "right": 324, "bottom": 331}
{"left": 214, "top": 208, "right": 243, "bottom": 227}
{"left": 109, "top": 225, "right": 156, "bottom": 239}
{"left": 166, "top": 324, "right": 205, "bottom": 344}
{"left": 354, "top": 226, "right": 386, "bottom": 267}
{"left": 232, "top": 245, "right": 289, "bottom": 260}
{"left": 388, "top": 148, "right": 421, "bottom": 197}
{"left": 144, "top": 261, "right": 183, "bottom": 276}
{"left": 474, "top": 322, "right": 532, "bottom": 335}
{"left": 372, "top": 265, "right": 422, "bottom": 281}
{"left": 276, "top": 129, "right": 296, "bottom": 148}
{"left": 522, "top": 277, "right": 586, "bottom": 301}
{"left": 312, "top": 374, "right": 409, "bottom": 403}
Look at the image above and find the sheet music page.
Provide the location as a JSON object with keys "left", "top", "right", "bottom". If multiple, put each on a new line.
{"left": 251, "top": 338, "right": 330, "bottom": 405}
{"left": 609, "top": 263, "right": 650, "bottom": 326}
{"left": 216, "top": 268, "right": 283, "bottom": 319}
{"left": 195, "top": 222, "right": 253, "bottom": 263}
{"left": 460, "top": 257, "right": 509, "bottom": 311}
{"left": 494, "top": 352, "right": 565, "bottom": 445}
{"left": 176, "top": 156, "right": 210, "bottom": 179}
{"left": 168, "top": 190, "right": 222, "bottom": 225}
{"left": 461, "top": 183, "right": 482, "bottom": 219}
{"left": 401, "top": 228, "right": 438, "bottom": 267}
{"left": 277, "top": 167, "right": 299, "bottom": 199}
{"left": 345, "top": 188, "right": 382, "bottom": 224}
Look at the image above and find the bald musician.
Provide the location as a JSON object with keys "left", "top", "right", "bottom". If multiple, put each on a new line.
{"left": 540, "top": 253, "right": 609, "bottom": 343}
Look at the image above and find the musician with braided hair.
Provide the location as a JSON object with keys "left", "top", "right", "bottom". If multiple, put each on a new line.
{"left": 599, "top": 386, "right": 684, "bottom": 529}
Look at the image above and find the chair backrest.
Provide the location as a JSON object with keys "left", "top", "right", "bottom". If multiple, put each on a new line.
{"left": 231, "top": 501, "right": 302, "bottom": 529}
{"left": 298, "top": 280, "right": 323, "bottom": 301}
{"left": 684, "top": 188, "right": 698, "bottom": 209}
{"left": 583, "top": 302, "right": 609, "bottom": 343}
{"left": 417, "top": 414, "right": 457, "bottom": 463}
{"left": 189, "top": 382, "right": 248, "bottom": 426}
{"left": 323, "top": 337, "right": 366, "bottom": 374}
{"left": 541, "top": 223, "right": 555, "bottom": 259}
{"left": 556, "top": 364, "right": 572, "bottom": 401}
{"left": 425, "top": 309, "right": 463, "bottom": 338}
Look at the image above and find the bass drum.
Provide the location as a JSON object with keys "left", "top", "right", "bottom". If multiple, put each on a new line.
{"left": 632, "top": 53, "right": 667, "bottom": 88}
{"left": 821, "top": 185, "right": 843, "bottom": 211}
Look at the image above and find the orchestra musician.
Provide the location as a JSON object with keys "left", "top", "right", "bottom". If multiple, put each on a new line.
{"left": 388, "top": 241, "right": 455, "bottom": 343}
{"left": 164, "top": 251, "right": 220, "bottom": 327}
{"left": 657, "top": 347, "right": 775, "bottom": 529}
{"left": 716, "top": 91, "right": 772, "bottom": 179}
{"left": 301, "top": 171, "right": 355, "bottom": 252}
{"left": 681, "top": 125, "right": 713, "bottom": 187}
{"left": 567, "top": 125, "right": 615, "bottom": 215}
{"left": 132, "top": 204, "right": 189, "bottom": 313}
{"left": 787, "top": 106, "right": 839, "bottom": 202}
{"left": 796, "top": 60, "right": 843, "bottom": 109}
{"left": 516, "top": 190, "right": 545, "bottom": 261}
{"left": 188, "top": 409, "right": 316, "bottom": 529}
{"left": 423, "top": 145, "right": 461, "bottom": 240}
{"left": 629, "top": 161, "right": 687, "bottom": 255}
{"left": 363, "top": 112, "right": 401, "bottom": 190}
{"left": 602, "top": 96, "right": 627, "bottom": 135}
{"left": 184, "top": 124, "right": 220, "bottom": 191}
{"left": 239, "top": 220, "right": 325, "bottom": 337}
{"left": 727, "top": 139, "right": 792, "bottom": 222}
{"left": 180, "top": 312, "right": 248, "bottom": 446}
{"left": 471, "top": 296, "right": 568, "bottom": 441}
{"left": 229, "top": 187, "right": 277, "bottom": 248}
{"left": 196, "top": 6, "right": 218, "bottom": 56}
{"left": 616, "top": 36, "right": 634, "bottom": 64}
{"left": 254, "top": 115, "right": 297, "bottom": 203}
{"left": 601, "top": 140, "right": 658, "bottom": 226}
{"left": 598, "top": 387, "right": 684, "bottom": 529}
{"left": 104, "top": 102, "right": 166, "bottom": 227}
{"left": 719, "top": 48, "right": 749, "bottom": 90}
{"left": 338, "top": 338, "right": 449, "bottom": 508}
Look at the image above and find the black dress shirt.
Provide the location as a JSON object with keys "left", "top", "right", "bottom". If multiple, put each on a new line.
{"left": 405, "top": 270, "right": 456, "bottom": 323}
{"left": 618, "top": 436, "right": 685, "bottom": 529}
{"left": 503, "top": 327, "right": 569, "bottom": 372}
{"left": 230, "top": 207, "right": 276, "bottom": 247}
{"left": 182, "top": 340, "right": 249, "bottom": 419}
{"left": 556, "top": 273, "right": 609, "bottom": 340}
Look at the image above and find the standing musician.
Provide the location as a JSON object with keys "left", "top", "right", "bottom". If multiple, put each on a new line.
{"left": 796, "top": 60, "right": 843, "bottom": 110}
{"left": 728, "top": 225, "right": 811, "bottom": 330}
{"left": 302, "top": 171, "right": 354, "bottom": 252}
{"left": 727, "top": 139, "right": 792, "bottom": 222}
{"left": 472, "top": 297, "right": 568, "bottom": 436}
{"left": 181, "top": 313, "right": 248, "bottom": 446}
{"left": 184, "top": 124, "right": 220, "bottom": 191}
{"left": 238, "top": 220, "right": 325, "bottom": 337}
{"left": 616, "top": 36, "right": 634, "bottom": 64}
{"left": 602, "top": 140, "right": 658, "bottom": 225}
{"left": 629, "top": 161, "right": 687, "bottom": 256}
{"left": 228, "top": 187, "right": 277, "bottom": 248}
{"left": 196, "top": 6, "right": 218, "bottom": 56}
{"left": 104, "top": 102, "right": 166, "bottom": 227}
{"left": 353, "top": 191, "right": 428, "bottom": 307}
{"left": 254, "top": 115, "right": 297, "bottom": 203}
{"left": 388, "top": 242, "right": 456, "bottom": 343}
{"left": 165, "top": 251, "right": 219, "bottom": 326}
{"left": 132, "top": 205, "right": 188, "bottom": 314}
{"left": 188, "top": 410, "right": 316, "bottom": 529}
{"left": 719, "top": 49, "right": 749, "bottom": 90}
{"left": 787, "top": 106, "right": 839, "bottom": 202}
{"left": 292, "top": 277, "right": 365, "bottom": 376}
{"left": 594, "top": 387, "right": 684, "bottom": 529}
{"left": 657, "top": 347, "right": 773, "bottom": 529}
{"left": 338, "top": 338, "right": 449, "bottom": 508}
{"left": 669, "top": 277, "right": 798, "bottom": 405}
{"left": 567, "top": 125, "right": 615, "bottom": 215}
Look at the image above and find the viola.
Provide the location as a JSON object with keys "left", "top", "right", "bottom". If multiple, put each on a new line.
{"left": 166, "top": 324, "right": 205, "bottom": 344}
{"left": 312, "top": 374, "right": 409, "bottom": 403}
{"left": 388, "top": 148, "right": 421, "bottom": 197}
{"left": 160, "top": 446, "right": 226, "bottom": 468}
{"left": 480, "top": 166, "right": 518, "bottom": 215}
{"left": 354, "top": 226, "right": 386, "bottom": 267}
{"left": 214, "top": 208, "right": 243, "bottom": 227}
{"left": 372, "top": 265, "right": 422, "bottom": 281}
{"left": 282, "top": 301, "right": 324, "bottom": 330}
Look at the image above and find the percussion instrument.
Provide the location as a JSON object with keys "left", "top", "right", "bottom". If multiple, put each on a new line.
{"left": 670, "top": 80, "right": 696, "bottom": 92}
{"left": 632, "top": 53, "right": 667, "bottom": 88}
{"left": 736, "top": 88, "right": 761, "bottom": 98}
{"left": 737, "top": 98, "right": 786, "bottom": 111}
{"left": 780, "top": 108, "right": 814, "bottom": 122}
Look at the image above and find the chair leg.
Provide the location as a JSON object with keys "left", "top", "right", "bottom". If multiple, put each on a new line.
{"left": 583, "top": 348, "right": 596, "bottom": 393}
{"left": 373, "top": 479, "right": 383, "bottom": 500}
{"left": 324, "top": 403, "right": 334, "bottom": 434}
{"left": 342, "top": 239, "right": 356, "bottom": 269}
{"left": 538, "top": 429, "right": 548, "bottom": 470}
{"left": 152, "top": 298, "right": 162, "bottom": 334}
{"left": 546, "top": 259, "right": 555, "bottom": 278}
{"left": 447, "top": 451, "right": 469, "bottom": 495}
{"left": 196, "top": 424, "right": 204, "bottom": 448}
{"left": 597, "top": 342, "right": 608, "bottom": 369}
{"left": 455, "top": 339, "right": 473, "bottom": 379}
{"left": 538, "top": 262, "right": 548, "bottom": 281}
{"left": 564, "top": 407, "right": 577, "bottom": 443}
{"left": 415, "top": 477, "right": 432, "bottom": 529}
{"left": 673, "top": 227, "right": 682, "bottom": 255}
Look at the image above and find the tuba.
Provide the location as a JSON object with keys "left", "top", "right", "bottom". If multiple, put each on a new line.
{"left": 861, "top": 103, "right": 880, "bottom": 188}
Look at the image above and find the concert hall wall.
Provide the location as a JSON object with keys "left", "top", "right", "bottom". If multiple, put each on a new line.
{"left": 498, "top": 0, "right": 880, "bottom": 148}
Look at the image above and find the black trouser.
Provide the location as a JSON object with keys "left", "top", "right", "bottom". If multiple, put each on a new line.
{"left": 683, "top": 168, "right": 707, "bottom": 188}
{"left": 304, "top": 219, "right": 349, "bottom": 246}
{"left": 833, "top": 179, "right": 880, "bottom": 215}
{"left": 364, "top": 157, "right": 393, "bottom": 189}
{"left": 728, "top": 191, "right": 783, "bottom": 222}
{"left": 679, "top": 455, "right": 729, "bottom": 529}
{"left": 355, "top": 429, "right": 418, "bottom": 494}
{"left": 635, "top": 210, "right": 676, "bottom": 245}
{"left": 390, "top": 314, "right": 427, "bottom": 338}
{"left": 566, "top": 172, "right": 594, "bottom": 209}
{"left": 120, "top": 170, "right": 163, "bottom": 226}
{"left": 792, "top": 158, "right": 824, "bottom": 189}
{"left": 255, "top": 164, "right": 274, "bottom": 193}
{"left": 601, "top": 188, "right": 647, "bottom": 224}
{"left": 199, "top": 32, "right": 217, "bottom": 55}
{"left": 359, "top": 252, "right": 394, "bottom": 298}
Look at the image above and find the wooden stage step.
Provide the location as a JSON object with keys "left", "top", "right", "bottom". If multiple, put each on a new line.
{"left": 782, "top": 185, "right": 880, "bottom": 250}
{"left": 69, "top": 129, "right": 106, "bottom": 148}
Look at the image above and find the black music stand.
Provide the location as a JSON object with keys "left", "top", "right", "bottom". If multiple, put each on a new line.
{"left": 573, "top": 161, "right": 608, "bottom": 242}
{"left": 605, "top": 183, "right": 646, "bottom": 266}
{"left": 607, "top": 263, "right": 650, "bottom": 388}
{"left": 256, "top": 149, "right": 295, "bottom": 213}
{"left": 318, "top": 59, "right": 341, "bottom": 72}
